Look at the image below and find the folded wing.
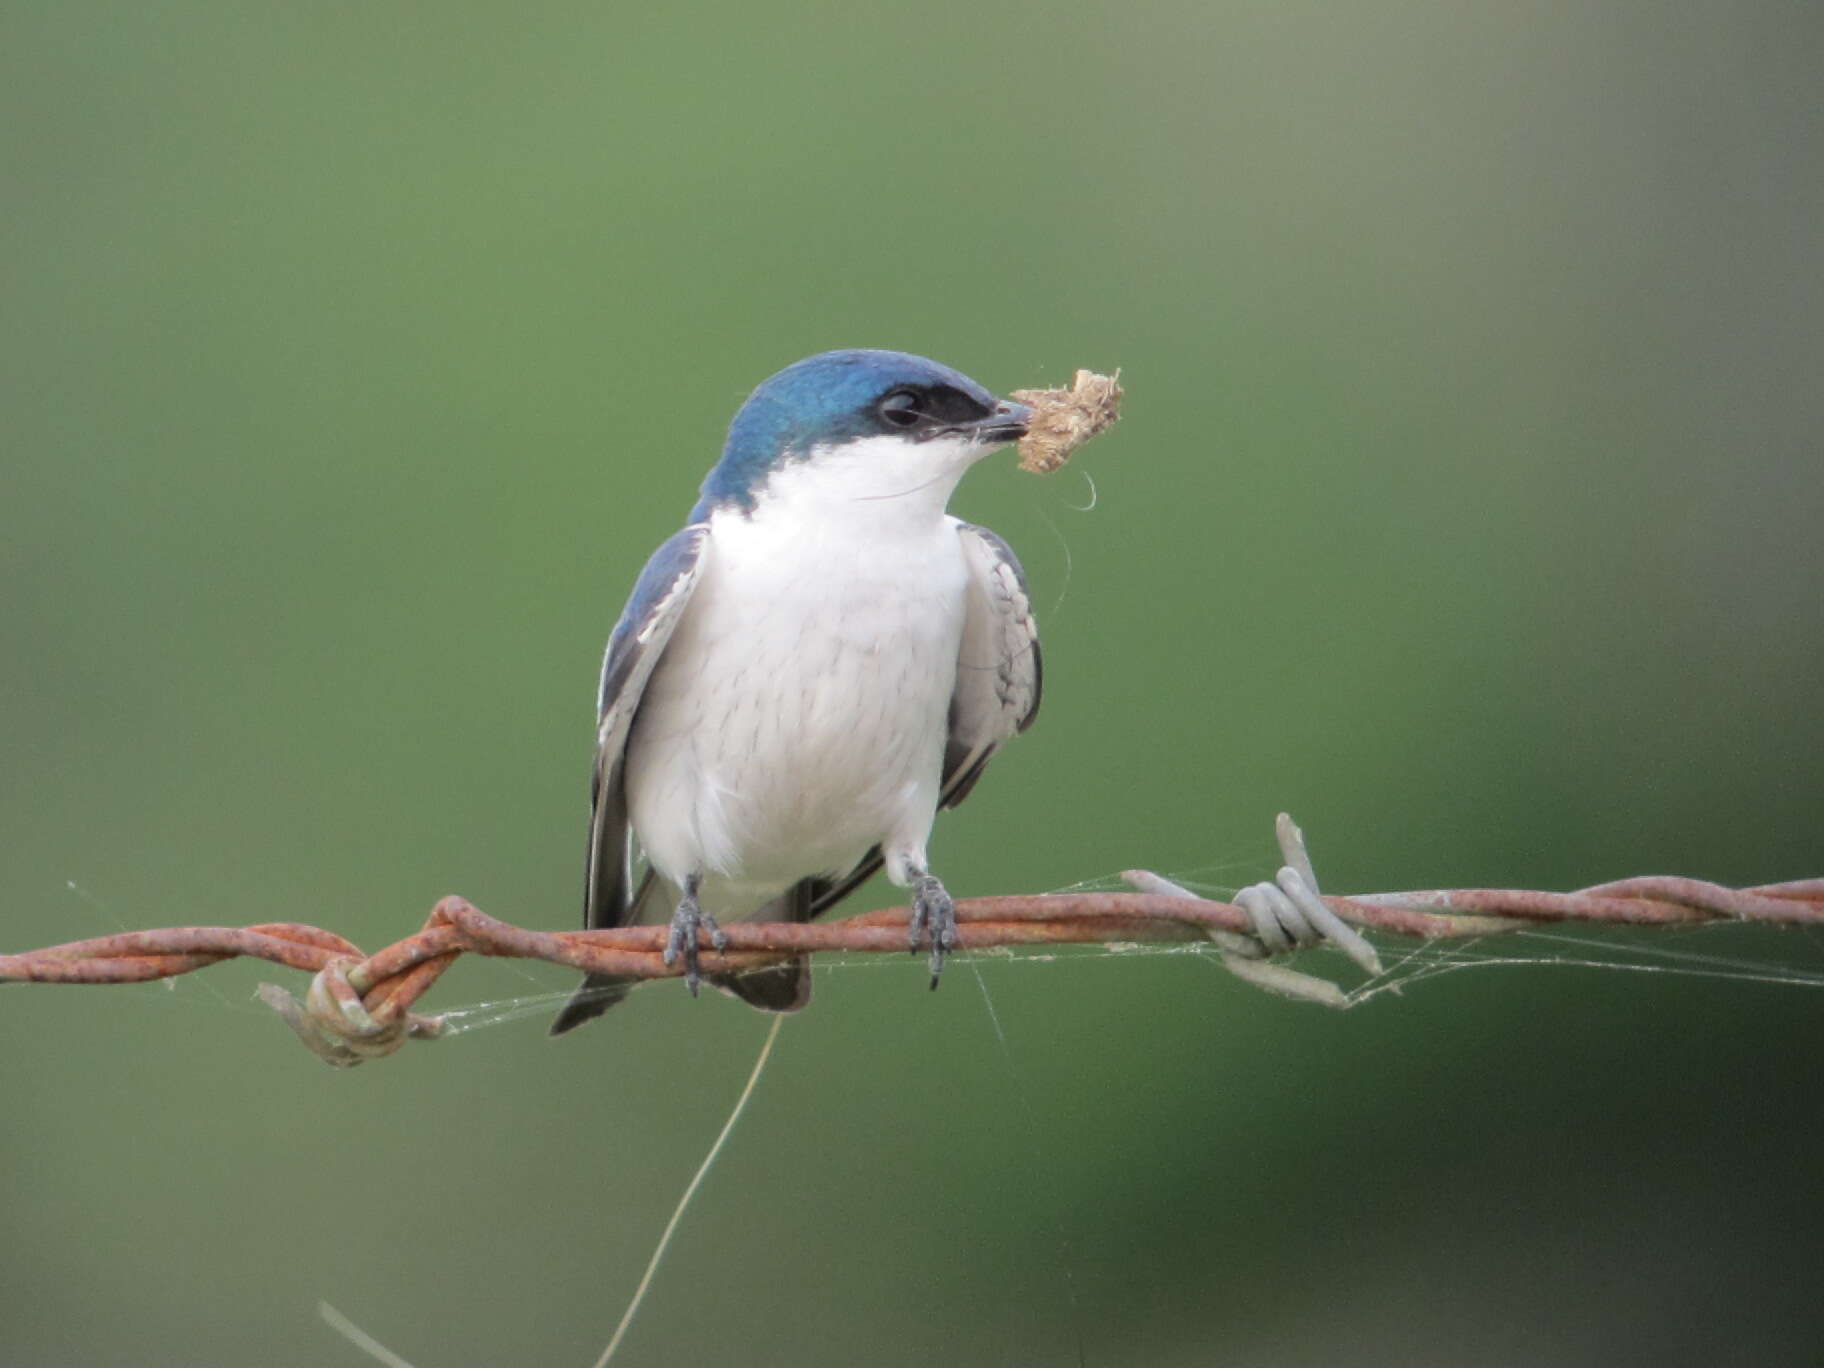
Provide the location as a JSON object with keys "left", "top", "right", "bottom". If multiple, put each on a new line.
{"left": 550, "top": 524, "right": 710, "bottom": 1035}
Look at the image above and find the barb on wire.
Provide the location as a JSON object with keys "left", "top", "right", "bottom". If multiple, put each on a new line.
{"left": 4, "top": 815, "right": 1818, "bottom": 1067}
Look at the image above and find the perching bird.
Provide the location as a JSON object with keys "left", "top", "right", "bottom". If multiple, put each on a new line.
{"left": 550, "top": 349, "right": 1041, "bottom": 1034}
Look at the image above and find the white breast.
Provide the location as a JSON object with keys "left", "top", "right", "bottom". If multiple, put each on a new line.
{"left": 623, "top": 438, "right": 977, "bottom": 915}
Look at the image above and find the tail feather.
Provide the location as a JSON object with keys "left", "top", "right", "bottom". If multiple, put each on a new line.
{"left": 708, "top": 875, "right": 818, "bottom": 1012}
{"left": 706, "top": 957, "right": 812, "bottom": 1012}
{"left": 549, "top": 873, "right": 825, "bottom": 1035}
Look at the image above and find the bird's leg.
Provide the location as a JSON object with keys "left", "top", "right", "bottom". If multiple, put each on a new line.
{"left": 906, "top": 868, "right": 958, "bottom": 989}
{"left": 662, "top": 874, "right": 727, "bottom": 997}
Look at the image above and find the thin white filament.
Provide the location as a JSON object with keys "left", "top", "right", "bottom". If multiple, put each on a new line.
{"left": 318, "top": 1300, "right": 418, "bottom": 1368}
{"left": 1066, "top": 468, "right": 1098, "bottom": 512}
{"left": 591, "top": 1011, "right": 787, "bottom": 1368}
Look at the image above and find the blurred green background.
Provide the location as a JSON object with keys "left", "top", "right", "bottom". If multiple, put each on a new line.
{"left": 5, "top": 3, "right": 1822, "bottom": 1365}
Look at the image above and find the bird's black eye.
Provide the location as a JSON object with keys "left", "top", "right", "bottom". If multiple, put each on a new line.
{"left": 878, "top": 389, "right": 923, "bottom": 429}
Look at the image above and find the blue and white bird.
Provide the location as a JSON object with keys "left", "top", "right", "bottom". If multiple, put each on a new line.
{"left": 551, "top": 349, "right": 1042, "bottom": 1034}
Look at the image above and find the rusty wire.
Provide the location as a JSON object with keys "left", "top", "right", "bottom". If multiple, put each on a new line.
{"left": 4, "top": 815, "right": 1818, "bottom": 1066}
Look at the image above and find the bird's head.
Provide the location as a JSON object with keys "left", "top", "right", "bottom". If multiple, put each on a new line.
{"left": 699, "top": 350, "right": 1031, "bottom": 514}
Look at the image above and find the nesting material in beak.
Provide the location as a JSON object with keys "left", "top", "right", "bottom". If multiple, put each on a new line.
{"left": 1011, "top": 369, "right": 1125, "bottom": 474}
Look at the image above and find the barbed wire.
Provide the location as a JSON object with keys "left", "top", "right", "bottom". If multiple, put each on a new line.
{"left": 4, "top": 815, "right": 1818, "bottom": 1066}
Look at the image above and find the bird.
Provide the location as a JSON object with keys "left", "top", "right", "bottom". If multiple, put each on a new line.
{"left": 550, "top": 349, "right": 1042, "bottom": 1035}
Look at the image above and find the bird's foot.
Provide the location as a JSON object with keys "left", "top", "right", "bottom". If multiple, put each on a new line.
{"left": 907, "top": 874, "right": 958, "bottom": 989}
{"left": 662, "top": 890, "right": 727, "bottom": 997}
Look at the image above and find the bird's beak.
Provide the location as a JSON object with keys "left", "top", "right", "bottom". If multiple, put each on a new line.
{"left": 959, "top": 399, "right": 1032, "bottom": 444}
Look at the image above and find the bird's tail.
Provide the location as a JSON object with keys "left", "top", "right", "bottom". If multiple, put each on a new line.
{"left": 549, "top": 875, "right": 824, "bottom": 1034}
{"left": 706, "top": 957, "right": 812, "bottom": 1012}
{"left": 705, "top": 874, "right": 817, "bottom": 1011}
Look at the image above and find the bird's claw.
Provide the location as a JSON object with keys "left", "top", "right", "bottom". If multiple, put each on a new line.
{"left": 663, "top": 897, "right": 727, "bottom": 997}
{"left": 907, "top": 874, "right": 958, "bottom": 988}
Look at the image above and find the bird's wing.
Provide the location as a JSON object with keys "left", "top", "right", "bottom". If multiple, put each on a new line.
{"left": 808, "top": 519, "right": 1041, "bottom": 914}
{"left": 583, "top": 523, "right": 711, "bottom": 933}
{"left": 939, "top": 520, "right": 1044, "bottom": 805}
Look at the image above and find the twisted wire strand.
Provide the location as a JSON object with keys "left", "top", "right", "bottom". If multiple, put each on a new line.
{"left": 5, "top": 815, "right": 1816, "bottom": 1066}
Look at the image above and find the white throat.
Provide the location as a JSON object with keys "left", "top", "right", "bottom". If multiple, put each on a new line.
{"left": 738, "top": 432, "right": 997, "bottom": 533}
